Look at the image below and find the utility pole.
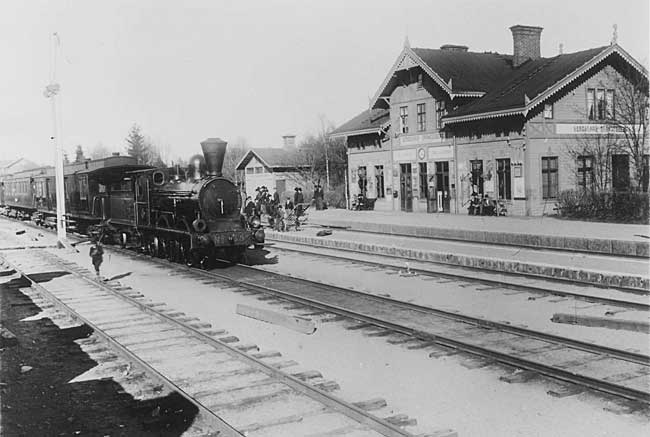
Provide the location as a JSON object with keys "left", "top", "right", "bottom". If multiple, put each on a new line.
{"left": 43, "top": 32, "right": 67, "bottom": 247}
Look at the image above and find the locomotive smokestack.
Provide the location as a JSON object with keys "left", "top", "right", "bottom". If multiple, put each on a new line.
{"left": 200, "top": 138, "right": 227, "bottom": 177}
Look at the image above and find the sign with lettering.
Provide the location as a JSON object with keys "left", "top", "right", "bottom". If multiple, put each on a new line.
{"left": 555, "top": 124, "right": 634, "bottom": 135}
{"left": 428, "top": 145, "right": 453, "bottom": 160}
{"left": 393, "top": 149, "right": 416, "bottom": 162}
{"left": 399, "top": 133, "right": 445, "bottom": 146}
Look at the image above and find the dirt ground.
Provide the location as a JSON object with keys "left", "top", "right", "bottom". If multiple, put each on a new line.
{"left": 0, "top": 271, "right": 200, "bottom": 436}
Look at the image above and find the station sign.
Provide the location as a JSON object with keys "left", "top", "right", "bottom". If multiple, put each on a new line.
{"left": 555, "top": 123, "right": 634, "bottom": 135}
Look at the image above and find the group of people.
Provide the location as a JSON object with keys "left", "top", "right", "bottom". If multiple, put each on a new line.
{"left": 243, "top": 185, "right": 306, "bottom": 231}
{"left": 468, "top": 191, "right": 506, "bottom": 216}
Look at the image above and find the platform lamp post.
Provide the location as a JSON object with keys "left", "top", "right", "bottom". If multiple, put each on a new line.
{"left": 43, "top": 32, "right": 67, "bottom": 247}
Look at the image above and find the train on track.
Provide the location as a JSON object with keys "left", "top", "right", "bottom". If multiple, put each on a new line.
{"left": 0, "top": 138, "right": 264, "bottom": 265}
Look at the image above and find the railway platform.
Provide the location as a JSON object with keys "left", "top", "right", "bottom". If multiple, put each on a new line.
{"left": 305, "top": 209, "right": 650, "bottom": 256}
{"left": 266, "top": 209, "right": 650, "bottom": 291}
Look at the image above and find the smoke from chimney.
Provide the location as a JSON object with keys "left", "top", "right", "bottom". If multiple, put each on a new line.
{"left": 510, "top": 25, "right": 543, "bottom": 67}
{"left": 200, "top": 138, "right": 227, "bottom": 177}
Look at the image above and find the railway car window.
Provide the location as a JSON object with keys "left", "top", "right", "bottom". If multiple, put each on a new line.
{"left": 98, "top": 183, "right": 106, "bottom": 193}
{"left": 152, "top": 171, "right": 165, "bottom": 186}
{"left": 110, "top": 179, "right": 131, "bottom": 192}
{"left": 79, "top": 175, "right": 88, "bottom": 200}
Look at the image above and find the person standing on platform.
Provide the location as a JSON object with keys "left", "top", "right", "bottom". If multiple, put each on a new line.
{"left": 272, "top": 187, "right": 280, "bottom": 206}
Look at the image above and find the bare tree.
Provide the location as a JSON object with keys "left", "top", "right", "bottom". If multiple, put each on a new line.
{"left": 289, "top": 117, "right": 347, "bottom": 188}
{"left": 222, "top": 137, "right": 248, "bottom": 182}
{"left": 564, "top": 65, "right": 648, "bottom": 192}
{"left": 89, "top": 142, "right": 111, "bottom": 159}
{"left": 605, "top": 65, "right": 649, "bottom": 190}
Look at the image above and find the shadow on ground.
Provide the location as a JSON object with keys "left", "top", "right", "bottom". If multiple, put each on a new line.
{"left": 0, "top": 274, "right": 200, "bottom": 436}
{"left": 244, "top": 247, "right": 279, "bottom": 266}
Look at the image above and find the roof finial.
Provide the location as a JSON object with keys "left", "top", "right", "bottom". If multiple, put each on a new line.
{"left": 611, "top": 24, "right": 618, "bottom": 45}
{"left": 404, "top": 35, "right": 410, "bottom": 49}
{"left": 559, "top": 43, "right": 563, "bottom": 55}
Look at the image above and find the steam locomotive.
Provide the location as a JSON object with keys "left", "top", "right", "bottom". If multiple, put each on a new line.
{"left": 0, "top": 138, "right": 264, "bottom": 265}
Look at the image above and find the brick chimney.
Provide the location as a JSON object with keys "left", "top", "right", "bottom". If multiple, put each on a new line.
{"left": 510, "top": 25, "right": 543, "bottom": 67}
{"left": 440, "top": 44, "right": 468, "bottom": 52}
{"left": 282, "top": 135, "right": 296, "bottom": 149}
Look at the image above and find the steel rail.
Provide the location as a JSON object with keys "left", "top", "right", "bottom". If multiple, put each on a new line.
{"left": 191, "top": 263, "right": 649, "bottom": 367}
{"left": 103, "top": 254, "right": 649, "bottom": 405}
{"left": 6, "top": 251, "right": 415, "bottom": 437}
{"left": 0, "top": 255, "right": 243, "bottom": 437}
{"left": 4, "top": 218, "right": 649, "bottom": 404}
{"left": 268, "top": 241, "right": 650, "bottom": 311}
{"left": 203, "top": 269, "right": 650, "bottom": 404}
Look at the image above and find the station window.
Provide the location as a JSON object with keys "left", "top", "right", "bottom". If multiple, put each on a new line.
{"left": 375, "top": 165, "right": 385, "bottom": 198}
{"left": 496, "top": 158, "right": 512, "bottom": 199}
{"left": 246, "top": 167, "right": 254, "bottom": 174}
{"left": 577, "top": 155, "right": 593, "bottom": 189}
{"left": 417, "top": 73, "right": 423, "bottom": 89}
{"left": 470, "top": 160, "right": 484, "bottom": 194}
{"left": 418, "top": 162, "right": 428, "bottom": 199}
{"left": 541, "top": 157, "right": 559, "bottom": 199}
{"left": 357, "top": 166, "right": 368, "bottom": 195}
{"left": 588, "top": 88, "right": 615, "bottom": 120}
{"left": 435, "top": 100, "right": 447, "bottom": 129}
{"left": 254, "top": 167, "right": 263, "bottom": 174}
{"left": 417, "top": 103, "right": 426, "bottom": 132}
{"left": 606, "top": 90, "right": 615, "bottom": 119}
{"left": 79, "top": 175, "right": 88, "bottom": 200}
{"left": 399, "top": 106, "right": 408, "bottom": 134}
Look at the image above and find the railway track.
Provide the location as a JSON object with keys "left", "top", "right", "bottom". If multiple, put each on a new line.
{"left": 3, "top": 217, "right": 649, "bottom": 407}
{"left": 1, "top": 248, "right": 445, "bottom": 437}
{"left": 266, "top": 241, "right": 650, "bottom": 311}
{"left": 267, "top": 233, "right": 650, "bottom": 296}
{"left": 104, "top": 247, "right": 650, "bottom": 407}
{"left": 3, "top": 215, "right": 647, "bottom": 309}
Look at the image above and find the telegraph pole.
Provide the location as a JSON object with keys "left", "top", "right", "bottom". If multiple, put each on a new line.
{"left": 43, "top": 32, "right": 67, "bottom": 247}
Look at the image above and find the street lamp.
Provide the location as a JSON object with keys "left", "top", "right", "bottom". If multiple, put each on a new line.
{"left": 43, "top": 32, "right": 67, "bottom": 247}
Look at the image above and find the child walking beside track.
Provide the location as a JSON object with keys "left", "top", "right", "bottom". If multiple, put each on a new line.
{"left": 89, "top": 240, "right": 104, "bottom": 280}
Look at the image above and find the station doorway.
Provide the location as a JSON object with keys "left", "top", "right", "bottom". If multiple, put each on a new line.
{"left": 435, "top": 161, "right": 450, "bottom": 212}
{"left": 400, "top": 163, "right": 413, "bottom": 212}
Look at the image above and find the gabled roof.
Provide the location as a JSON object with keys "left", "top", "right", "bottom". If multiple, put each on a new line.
{"left": 330, "top": 108, "right": 390, "bottom": 138}
{"left": 0, "top": 158, "right": 39, "bottom": 172}
{"left": 367, "top": 41, "right": 647, "bottom": 125}
{"left": 411, "top": 48, "right": 513, "bottom": 93}
{"left": 236, "top": 148, "right": 310, "bottom": 171}
{"left": 444, "top": 46, "right": 615, "bottom": 122}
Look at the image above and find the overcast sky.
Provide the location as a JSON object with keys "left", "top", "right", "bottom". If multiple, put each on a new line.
{"left": 1, "top": 0, "right": 648, "bottom": 165}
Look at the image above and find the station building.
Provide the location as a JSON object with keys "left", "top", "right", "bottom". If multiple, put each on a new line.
{"left": 236, "top": 135, "right": 312, "bottom": 199}
{"left": 331, "top": 25, "right": 648, "bottom": 216}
